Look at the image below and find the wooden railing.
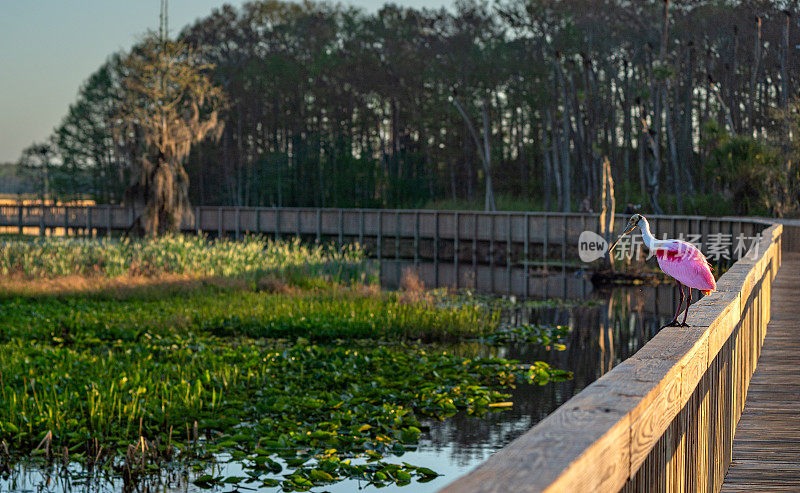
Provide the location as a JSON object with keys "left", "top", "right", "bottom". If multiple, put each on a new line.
{"left": 0, "top": 205, "right": 769, "bottom": 297}
{"left": 441, "top": 223, "right": 783, "bottom": 492}
{"left": 0, "top": 205, "right": 764, "bottom": 243}
{"left": 0, "top": 205, "right": 775, "bottom": 297}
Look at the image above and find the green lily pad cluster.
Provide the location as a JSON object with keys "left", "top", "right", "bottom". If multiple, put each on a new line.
{"left": 485, "top": 324, "right": 571, "bottom": 350}
{"left": 0, "top": 236, "right": 573, "bottom": 490}
{"left": 0, "top": 334, "right": 569, "bottom": 490}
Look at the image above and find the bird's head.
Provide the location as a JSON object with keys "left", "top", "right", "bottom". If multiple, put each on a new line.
{"left": 609, "top": 214, "right": 646, "bottom": 252}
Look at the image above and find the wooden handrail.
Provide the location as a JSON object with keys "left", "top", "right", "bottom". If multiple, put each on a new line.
{"left": 440, "top": 224, "right": 783, "bottom": 492}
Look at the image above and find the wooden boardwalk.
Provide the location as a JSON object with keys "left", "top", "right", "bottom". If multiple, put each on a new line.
{"left": 721, "top": 252, "right": 800, "bottom": 492}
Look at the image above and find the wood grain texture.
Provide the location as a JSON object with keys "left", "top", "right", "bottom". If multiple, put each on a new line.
{"left": 721, "top": 252, "right": 800, "bottom": 491}
{"left": 439, "top": 369, "right": 641, "bottom": 493}
{"left": 440, "top": 225, "right": 783, "bottom": 493}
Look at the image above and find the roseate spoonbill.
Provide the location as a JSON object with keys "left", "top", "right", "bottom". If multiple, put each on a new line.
{"left": 608, "top": 214, "right": 716, "bottom": 328}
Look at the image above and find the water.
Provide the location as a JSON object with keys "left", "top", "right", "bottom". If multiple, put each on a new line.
{"left": 1, "top": 277, "right": 682, "bottom": 493}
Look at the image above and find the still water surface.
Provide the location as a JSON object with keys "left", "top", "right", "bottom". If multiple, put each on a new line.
{"left": 2, "top": 275, "right": 682, "bottom": 492}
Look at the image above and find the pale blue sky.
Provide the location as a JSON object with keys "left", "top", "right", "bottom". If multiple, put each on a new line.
{"left": 0, "top": 0, "right": 448, "bottom": 163}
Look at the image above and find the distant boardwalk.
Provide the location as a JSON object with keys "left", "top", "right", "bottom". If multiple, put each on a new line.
{"left": 722, "top": 252, "right": 800, "bottom": 492}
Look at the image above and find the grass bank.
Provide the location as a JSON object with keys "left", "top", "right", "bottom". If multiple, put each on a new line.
{"left": 0, "top": 235, "right": 374, "bottom": 286}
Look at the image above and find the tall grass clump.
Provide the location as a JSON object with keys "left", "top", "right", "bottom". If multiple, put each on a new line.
{"left": 0, "top": 235, "right": 375, "bottom": 285}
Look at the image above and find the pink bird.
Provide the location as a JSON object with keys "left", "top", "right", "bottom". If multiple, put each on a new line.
{"left": 608, "top": 214, "right": 716, "bottom": 328}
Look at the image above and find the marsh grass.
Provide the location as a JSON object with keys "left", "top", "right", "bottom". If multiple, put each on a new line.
{"left": 0, "top": 235, "right": 573, "bottom": 491}
{"left": 0, "top": 285, "right": 502, "bottom": 344}
{"left": 0, "top": 235, "right": 375, "bottom": 286}
{"left": 0, "top": 286, "right": 569, "bottom": 490}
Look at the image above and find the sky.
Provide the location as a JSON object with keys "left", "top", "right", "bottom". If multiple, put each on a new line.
{"left": 0, "top": 0, "right": 448, "bottom": 163}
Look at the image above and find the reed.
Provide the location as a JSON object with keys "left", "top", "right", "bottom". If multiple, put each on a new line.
{"left": 0, "top": 235, "right": 375, "bottom": 286}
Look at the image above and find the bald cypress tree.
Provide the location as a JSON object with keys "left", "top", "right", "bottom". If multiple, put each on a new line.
{"left": 117, "top": 33, "right": 224, "bottom": 235}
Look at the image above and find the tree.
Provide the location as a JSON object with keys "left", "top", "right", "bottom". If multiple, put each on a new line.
{"left": 701, "top": 121, "right": 779, "bottom": 216}
{"left": 118, "top": 33, "right": 225, "bottom": 235}
{"left": 23, "top": 0, "right": 800, "bottom": 216}
{"left": 17, "top": 142, "right": 56, "bottom": 203}
{"left": 55, "top": 55, "right": 129, "bottom": 203}
{"left": 452, "top": 95, "right": 496, "bottom": 211}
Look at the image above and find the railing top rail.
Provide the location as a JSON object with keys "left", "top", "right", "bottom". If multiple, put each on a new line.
{"left": 440, "top": 222, "right": 783, "bottom": 492}
{"left": 0, "top": 204, "right": 777, "bottom": 225}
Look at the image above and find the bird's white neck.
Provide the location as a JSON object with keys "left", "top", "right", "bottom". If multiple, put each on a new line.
{"left": 638, "top": 218, "right": 657, "bottom": 249}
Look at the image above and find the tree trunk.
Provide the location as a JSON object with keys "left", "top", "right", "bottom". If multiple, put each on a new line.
{"left": 748, "top": 15, "right": 761, "bottom": 135}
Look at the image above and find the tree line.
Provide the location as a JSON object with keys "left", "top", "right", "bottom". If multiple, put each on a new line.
{"left": 19, "top": 0, "right": 800, "bottom": 222}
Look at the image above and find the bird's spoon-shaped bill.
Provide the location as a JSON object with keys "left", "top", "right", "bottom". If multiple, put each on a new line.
{"left": 608, "top": 225, "right": 636, "bottom": 252}
{"left": 608, "top": 235, "right": 624, "bottom": 252}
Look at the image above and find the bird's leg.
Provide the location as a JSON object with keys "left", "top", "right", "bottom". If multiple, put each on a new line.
{"left": 661, "top": 283, "right": 685, "bottom": 329}
{"left": 679, "top": 288, "right": 692, "bottom": 327}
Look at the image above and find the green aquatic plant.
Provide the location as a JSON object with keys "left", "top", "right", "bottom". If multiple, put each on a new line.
{"left": 0, "top": 236, "right": 573, "bottom": 490}
{"left": 485, "top": 324, "right": 571, "bottom": 350}
{"left": 0, "top": 235, "right": 375, "bottom": 285}
{"left": 0, "top": 336, "right": 570, "bottom": 490}
{"left": 0, "top": 287, "right": 501, "bottom": 343}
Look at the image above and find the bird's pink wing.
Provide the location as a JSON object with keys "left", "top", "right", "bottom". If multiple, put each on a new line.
{"left": 655, "top": 241, "right": 716, "bottom": 292}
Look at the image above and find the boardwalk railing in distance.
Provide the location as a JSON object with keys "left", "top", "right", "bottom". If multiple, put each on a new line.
{"left": 0, "top": 204, "right": 771, "bottom": 297}
{"left": 441, "top": 223, "right": 783, "bottom": 492}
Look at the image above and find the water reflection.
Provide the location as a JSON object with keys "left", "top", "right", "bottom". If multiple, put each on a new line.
{"left": 399, "top": 281, "right": 676, "bottom": 491}
{"left": 2, "top": 271, "right": 682, "bottom": 493}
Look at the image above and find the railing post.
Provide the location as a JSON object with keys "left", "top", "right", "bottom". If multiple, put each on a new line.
{"left": 106, "top": 205, "right": 112, "bottom": 237}
{"left": 490, "top": 213, "right": 495, "bottom": 293}
{"left": 524, "top": 212, "right": 529, "bottom": 299}
{"left": 18, "top": 204, "right": 23, "bottom": 235}
{"left": 506, "top": 213, "right": 512, "bottom": 294}
{"left": 235, "top": 206, "right": 241, "bottom": 240}
{"left": 543, "top": 214, "right": 549, "bottom": 275}
{"left": 86, "top": 205, "right": 92, "bottom": 238}
{"left": 414, "top": 211, "right": 420, "bottom": 267}
{"left": 316, "top": 209, "right": 322, "bottom": 244}
{"left": 337, "top": 209, "right": 343, "bottom": 246}
{"left": 395, "top": 210, "right": 401, "bottom": 284}
{"left": 434, "top": 210, "right": 439, "bottom": 288}
{"left": 64, "top": 205, "right": 69, "bottom": 237}
{"left": 562, "top": 214, "right": 567, "bottom": 298}
{"left": 39, "top": 204, "right": 45, "bottom": 237}
{"left": 562, "top": 214, "right": 567, "bottom": 275}
{"left": 358, "top": 210, "right": 364, "bottom": 246}
{"left": 454, "top": 211, "right": 459, "bottom": 289}
{"left": 377, "top": 210, "right": 382, "bottom": 263}
{"left": 472, "top": 212, "right": 477, "bottom": 275}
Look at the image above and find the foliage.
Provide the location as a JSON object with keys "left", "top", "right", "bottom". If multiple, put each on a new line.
{"left": 701, "top": 121, "right": 780, "bottom": 215}
{"left": 117, "top": 33, "right": 225, "bottom": 235}
{"left": 53, "top": 54, "right": 128, "bottom": 203}
{"left": 0, "top": 163, "right": 34, "bottom": 195}
{"left": 0, "top": 281, "right": 570, "bottom": 490}
{"left": 766, "top": 99, "right": 800, "bottom": 217}
{"left": 23, "top": 0, "right": 800, "bottom": 217}
{"left": 0, "top": 286, "right": 503, "bottom": 344}
{"left": 0, "top": 235, "right": 373, "bottom": 285}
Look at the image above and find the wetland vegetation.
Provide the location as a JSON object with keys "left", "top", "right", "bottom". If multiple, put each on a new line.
{"left": 0, "top": 236, "right": 572, "bottom": 491}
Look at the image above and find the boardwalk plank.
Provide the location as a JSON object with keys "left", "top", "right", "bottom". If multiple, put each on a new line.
{"left": 721, "top": 252, "right": 800, "bottom": 492}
